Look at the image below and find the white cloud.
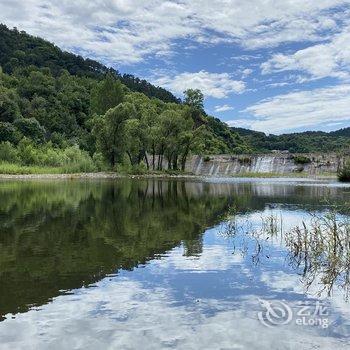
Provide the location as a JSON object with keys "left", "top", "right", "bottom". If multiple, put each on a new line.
{"left": 243, "top": 85, "right": 350, "bottom": 133}
{"left": 214, "top": 104, "right": 235, "bottom": 112}
{"left": 226, "top": 119, "right": 254, "bottom": 129}
{"left": 1, "top": 277, "right": 346, "bottom": 349}
{"left": 261, "top": 28, "right": 350, "bottom": 81}
{"left": 152, "top": 245, "right": 242, "bottom": 273}
{"left": 242, "top": 68, "right": 253, "bottom": 78}
{"left": 0, "top": 1, "right": 348, "bottom": 65}
{"left": 153, "top": 71, "right": 246, "bottom": 99}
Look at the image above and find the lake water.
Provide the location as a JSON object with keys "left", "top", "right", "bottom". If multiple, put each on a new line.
{"left": 0, "top": 178, "right": 349, "bottom": 349}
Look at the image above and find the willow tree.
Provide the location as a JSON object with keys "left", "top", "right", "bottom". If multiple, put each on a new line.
{"left": 93, "top": 102, "right": 136, "bottom": 167}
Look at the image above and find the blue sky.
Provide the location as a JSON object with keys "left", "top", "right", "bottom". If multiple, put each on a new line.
{"left": 1, "top": 0, "right": 350, "bottom": 134}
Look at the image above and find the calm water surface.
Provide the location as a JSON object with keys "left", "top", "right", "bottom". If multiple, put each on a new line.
{"left": 0, "top": 178, "right": 349, "bottom": 349}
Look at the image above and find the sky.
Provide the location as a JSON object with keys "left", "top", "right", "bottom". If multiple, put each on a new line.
{"left": 0, "top": 0, "right": 350, "bottom": 134}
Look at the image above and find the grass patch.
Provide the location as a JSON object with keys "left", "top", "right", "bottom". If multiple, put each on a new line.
{"left": 0, "top": 162, "right": 63, "bottom": 174}
{"left": 0, "top": 162, "right": 98, "bottom": 175}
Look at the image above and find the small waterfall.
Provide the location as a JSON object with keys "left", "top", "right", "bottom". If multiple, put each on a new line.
{"left": 209, "top": 164, "right": 215, "bottom": 176}
{"left": 194, "top": 157, "right": 203, "bottom": 175}
{"left": 253, "top": 156, "right": 275, "bottom": 173}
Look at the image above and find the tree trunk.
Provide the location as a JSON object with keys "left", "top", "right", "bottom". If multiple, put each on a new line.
{"left": 152, "top": 145, "right": 156, "bottom": 170}
{"left": 126, "top": 151, "right": 133, "bottom": 166}
{"left": 144, "top": 151, "right": 149, "bottom": 170}
{"left": 173, "top": 154, "right": 178, "bottom": 170}
{"left": 181, "top": 145, "right": 190, "bottom": 171}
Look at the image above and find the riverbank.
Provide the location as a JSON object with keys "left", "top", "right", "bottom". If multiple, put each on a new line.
{"left": 0, "top": 172, "right": 202, "bottom": 180}
{"left": 0, "top": 171, "right": 337, "bottom": 180}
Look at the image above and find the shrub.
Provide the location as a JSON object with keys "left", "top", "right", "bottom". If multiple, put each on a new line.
{"left": 17, "top": 137, "right": 40, "bottom": 165}
{"left": 14, "top": 118, "right": 46, "bottom": 143}
{"left": 338, "top": 163, "right": 350, "bottom": 182}
{"left": 293, "top": 155, "right": 311, "bottom": 165}
{"left": 13, "top": 139, "right": 96, "bottom": 172}
{"left": 93, "top": 152, "right": 109, "bottom": 171}
{"left": 238, "top": 157, "right": 252, "bottom": 165}
{"left": 203, "top": 156, "right": 211, "bottom": 162}
{"left": 62, "top": 145, "right": 96, "bottom": 173}
{"left": 0, "top": 141, "right": 19, "bottom": 162}
{"left": 131, "top": 162, "right": 147, "bottom": 175}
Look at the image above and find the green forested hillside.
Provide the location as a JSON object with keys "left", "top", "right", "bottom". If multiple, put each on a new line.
{"left": 0, "top": 24, "right": 180, "bottom": 103}
{"left": 0, "top": 25, "right": 249, "bottom": 173}
{"left": 231, "top": 127, "right": 350, "bottom": 153}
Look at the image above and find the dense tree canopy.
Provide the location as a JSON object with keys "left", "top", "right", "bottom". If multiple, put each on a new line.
{"left": 231, "top": 127, "right": 350, "bottom": 153}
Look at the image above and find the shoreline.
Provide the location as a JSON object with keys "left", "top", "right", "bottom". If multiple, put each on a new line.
{"left": 0, "top": 172, "right": 202, "bottom": 180}
{"left": 0, "top": 172, "right": 338, "bottom": 181}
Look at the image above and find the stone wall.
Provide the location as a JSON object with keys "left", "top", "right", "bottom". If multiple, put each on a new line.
{"left": 185, "top": 153, "right": 344, "bottom": 176}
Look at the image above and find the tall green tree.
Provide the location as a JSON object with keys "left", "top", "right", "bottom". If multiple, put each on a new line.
{"left": 93, "top": 102, "right": 136, "bottom": 167}
{"left": 183, "top": 89, "right": 204, "bottom": 111}
{"left": 0, "top": 86, "right": 22, "bottom": 122}
{"left": 90, "top": 74, "right": 124, "bottom": 115}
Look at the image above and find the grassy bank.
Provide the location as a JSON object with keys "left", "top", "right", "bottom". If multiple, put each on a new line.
{"left": 0, "top": 162, "right": 189, "bottom": 176}
{"left": 0, "top": 162, "right": 65, "bottom": 175}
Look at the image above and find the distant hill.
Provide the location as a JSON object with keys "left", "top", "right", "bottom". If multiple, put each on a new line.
{"left": 329, "top": 127, "right": 350, "bottom": 137}
{"left": 231, "top": 127, "right": 350, "bottom": 153}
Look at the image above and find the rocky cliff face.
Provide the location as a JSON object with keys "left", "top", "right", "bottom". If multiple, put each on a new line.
{"left": 185, "top": 153, "right": 344, "bottom": 176}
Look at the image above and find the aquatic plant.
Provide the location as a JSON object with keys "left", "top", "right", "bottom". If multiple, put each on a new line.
{"left": 223, "top": 207, "right": 350, "bottom": 299}
{"left": 285, "top": 209, "right": 350, "bottom": 298}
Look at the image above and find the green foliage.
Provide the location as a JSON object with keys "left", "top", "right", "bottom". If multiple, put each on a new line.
{"left": 14, "top": 117, "right": 45, "bottom": 143}
{"left": 232, "top": 127, "right": 350, "bottom": 154}
{"left": 338, "top": 162, "right": 350, "bottom": 182}
{"left": 92, "top": 152, "right": 109, "bottom": 171}
{"left": 0, "top": 122, "right": 21, "bottom": 143}
{"left": 93, "top": 102, "right": 136, "bottom": 167}
{"left": 238, "top": 157, "right": 252, "bottom": 165}
{"left": 0, "top": 141, "right": 19, "bottom": 162}
{"left": 206, "top": 116, "right": 249, "bottom": 154}
{"left": 0, "top": 24, "right": 180, "bottom": 103}
{"left": 0, "top": 162, "right": 62, "bottom": 174}
{"left": 0, "top": 85, "right": 22, "bottom": 122}
{"left": 293, "top": 155, "right": 311, "bottom": 165}
{"left": 0, "top": 139, "right": 96, "bottom": 173}
{"left": 90, "top": 74, "right": 124, "bottom": 115}
{"left": 184, "top": 89, "right": 204, "bottom": 111}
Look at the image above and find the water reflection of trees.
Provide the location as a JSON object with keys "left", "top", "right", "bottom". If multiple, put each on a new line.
{"left": 0, "top": 180, "right": 232, "bottom": 319}
{"left": 1, "top": 179, "right": 349, "bottom": 318}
